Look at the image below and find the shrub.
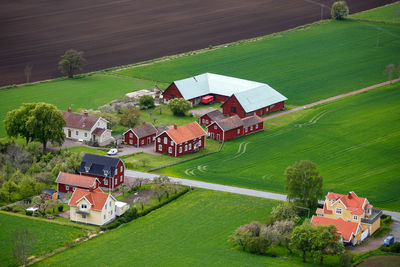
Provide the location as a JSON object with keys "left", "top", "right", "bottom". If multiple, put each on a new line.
{"left": 139, "top": 95, "right": 155, "bottom": 109}
{"left": 168, "top": 98, "right": 191, "bottom": 116}
{"left": 331, "top": 1, "right": 349, "bottom": 20}
{"left": 25, "top": 210, "right": 33, "bottom": 216}
{"left": 381, "top": 214, "right": 392, "bottom": 225}
{"left": 58, "top": 205, "right": 64, "bottom": 212}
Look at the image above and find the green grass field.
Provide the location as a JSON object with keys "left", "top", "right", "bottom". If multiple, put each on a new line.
{"left": 0, "top": 212, "right": 86, "bottom": 266}
{"left": 352, "top": 2, "right": 400, "bottom": 23}
{"left": 119, "top": 20, "right": 400, "bottom": 108}
{"left": 159, "top": 83, "right": 400, "bottom": 211}
{"left": 65, "top": 146, "right": 108, "bottom": 156}
{"left": 0, "top": 74, "right": 161, "bottom": 137}
{"left": 35, "top": 189, "right": 317, "bottom": 267}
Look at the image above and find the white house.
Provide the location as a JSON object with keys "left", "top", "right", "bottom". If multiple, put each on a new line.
{"left": 62, "top": 108, "right": 112, "bottom": 145}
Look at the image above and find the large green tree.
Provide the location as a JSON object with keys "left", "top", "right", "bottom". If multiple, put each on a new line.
{"left": 331, "top": 1, "right": 349, "bottom": 20}
{"left": 290, "top": 222, "right": 314, "bottom": 262}
{"left": 168, "top": 98, "right": 191, "bottom": 116}
{"left": 4, "top": 103, "right": 37, "bottom": 144}
{"left": 119, "top": 107, "right": 141, "bottom": 128}
{"left": 58, "top": 49, "right": 86, "bottom": 78}
{"left": 312, "top": 225, "right": 344, "bottom": 265}
{"left": 25, "top": 103, "right": 66, "bottom": 152}
{"left": 285, "top": 160, "right": 323, "bottom": 211}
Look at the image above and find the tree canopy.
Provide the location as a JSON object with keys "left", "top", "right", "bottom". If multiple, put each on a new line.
{"left": 285, "top": 160, "right": 323, "bottom": 211}
{"left": 58, "top": 49, "right": 86, "bottom": 78}
{"left": 168, "top": 98, "right": 191, "bottom": 116}
{"left": 331, "top": 1, "right": 349, "bottom": 20}
{"left": 4, "top": 103, "right": 37, "bottom": 144}
{"left": 139, "top": 95, "right": 155, "bottom": 109}
{"left": 119, "top": 107, "right": 141, "bottom": 128}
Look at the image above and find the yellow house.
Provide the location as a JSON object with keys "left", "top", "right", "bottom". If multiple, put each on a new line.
{"left": 69, "top": 187, "right": 116, "bottom": 226}
{"left": 313, "top": 191, "right": 382, "bottom": 245}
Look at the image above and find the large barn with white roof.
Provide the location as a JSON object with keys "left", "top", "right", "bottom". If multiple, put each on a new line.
{"left": 162, "top": 73, "right": 287, "bottom": 118}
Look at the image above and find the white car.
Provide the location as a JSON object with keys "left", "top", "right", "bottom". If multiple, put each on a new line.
{"left": 107, "top": 148, "right": 118, "bottom": 155}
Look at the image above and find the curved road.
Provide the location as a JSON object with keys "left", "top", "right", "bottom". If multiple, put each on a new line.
{"left": 125, "top": 170, "right": 400, "bottom": 222}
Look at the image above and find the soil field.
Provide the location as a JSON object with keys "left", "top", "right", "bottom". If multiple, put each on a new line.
{"left": 0, "top": 0, "right": 387, "bottom": 86}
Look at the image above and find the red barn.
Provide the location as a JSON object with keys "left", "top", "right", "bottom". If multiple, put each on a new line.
{"left": 199, "top": 110, "right": 226, "bottom": 127}
{"left": 207, "top": 115, "right": 243, "bottom": 142}
{"left": 56, "top": 172, "right": 99, "bottom": 198}
{"left": 80, "top": 154, "right": 125, "bottom": 190}
{"left": 155, "top": 122, "right": 206, "bottom": 157}
{"left": 242, "top": 115, "right": 264, "bottom": 135}
{"left": 124, "top": 122, "right": 157, "bottom": 147}
{"left": 162, "top": 73, "right": 287, "bottom": 118}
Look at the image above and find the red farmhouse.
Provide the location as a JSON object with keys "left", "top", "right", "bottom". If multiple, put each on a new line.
{"left": 124, "top": 122, "right": 157, "bottom": 147}
{"left": 199, "top": 109, "right": 226, "bottom": 127}
{"left": 56, "top": 172, "right": 99, "bottom": 198}
{"left": 207, "top": 115, "right": 263, "bottom": 142}
{"left": 80, "top": 153, "right": 125, "bottom": 190}
{"left": 155, "top": 122, "right": 206, "bottom": 157}
{"left": 162, "top": 73, "right": 287, "bottom": 118}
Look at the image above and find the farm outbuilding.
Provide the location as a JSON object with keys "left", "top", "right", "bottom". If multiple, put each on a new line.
{"left": 124, "top": 122, "right": 157, "bottom": 147}
{"left": 155, "top": 122, "right": 206, "bottom": 157}
{"left": 162, "top": 73, "right": 287, "bottom": 118}
{"left": 56, "top": 172, "right": 99, "bottom": 199}
{"left": 199, "top": 110, "right": 226, "bottom": 127}
{"left": 242, "top": 115, "right": 264, "bottom": 135}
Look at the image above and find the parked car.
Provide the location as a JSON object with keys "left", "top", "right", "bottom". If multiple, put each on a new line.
{"left": 107, "top": 148, "right": 118, "bottom": 155}
{"left": 384, "top": 235, "right": 395, "bottom": 246}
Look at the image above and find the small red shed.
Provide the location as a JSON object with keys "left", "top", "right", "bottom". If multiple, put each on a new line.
{"left": 242, "top": 115, "right": 264, "bottom": 135}
{"left": 124, "top": 122, "right": 157, "bottom": 147}
{"left": 207, "top": 115, "right": 244, "bottom": 142}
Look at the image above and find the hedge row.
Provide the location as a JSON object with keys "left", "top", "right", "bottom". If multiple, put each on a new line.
{"left": 100, "top": 187, "right": 190, "bottom": 231}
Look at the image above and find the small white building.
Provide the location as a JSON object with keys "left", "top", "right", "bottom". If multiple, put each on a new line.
{"left": 115, "top": 201, "right": 130, "bottom": 217}
{"left": 62, "top": 108, "right": 112, "bottom": 145}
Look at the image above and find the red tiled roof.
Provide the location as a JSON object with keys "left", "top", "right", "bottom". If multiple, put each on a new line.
{"left": 316, "top": 208, "right": 324, "bottom": 214}
{"left": 165, "top": 122, "right": 206, "bottom": 144}
{"left": 326, "top": 191, "right": 367, "bottom": 211}
{"left": 366, "top": 204, "right": 373, "bottom": 209}
{"left": 56, "top": 172, "right": 98, "bottom": 188}
{"left": 311, "top": 216, "right": 359, "bottom": 242}
{"left": 324, "top": 203, "right": 333, "bottom": 214}
{"left": 92, "top": 128, "right": 106, "bottom": 136}
{"left": 68, "top": 187, "right": 110, "bottom": 211}
{"left": 62, "top": 111, "right": 99, "bottom": 130}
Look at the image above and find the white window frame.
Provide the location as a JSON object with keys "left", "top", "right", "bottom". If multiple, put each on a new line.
{"left": 129, "top": 139, "right": 133, "bottom": 144}
{"left": 198, "top": 139, "right": 201, "bottom": 146}
{"left": 120, "top": 176, "right": 123, "bottom": 182}
{"left": 104, "top": 179, "right": 108, "bottom": 186}
{"left": 237, "top": 129, "right": 240, "bottom": 134}
{"left": 75, "top": 131, "right": 79, "bottom": 136}
{"left": 81, "top": 204, "right": 87, "bottom": 209}
{"left": 250, "top": 126, "right": 253, "bottom": 131}
{"left": 255, "top": 124, "right": 258, "bottom": 129}
{"left": 157, "top": 137, "right": 161, "bottom": 142}
{"left": 336, "top": 208, "right": 342, "bottom": 215}
{"left": 179, "top": 147, "right": 182, "bottom": 153}
{"left": 245, "top": 128, "right": 248, "bottom": 133}
{"left": 129, "top": 133, "right": 133, "bottom": 138}
{"left": 184, "top": 145, "right": 187, "bottom": 151}
{"left": 188, "top": 143, "right": 192, "bottom": 150}
{"left": 84, "top": 132, "right": 88, "bottom": 137}
{"left": 170, "top": 141, "right": 174, "bottom": 146}
{"left": 353, "top": 215, "right": 358, "bottom": 221}
{"left": 66, "top": 185, "right": 69, "bottom": 190}
{"left": 214, "top": 125, "right": 217, "bottom": 130}
{"left": 164, "top": 137, "right": 168, "bottom": 144}
{"left": 168, "top": 147, "right": 172, "bottom": 154}
{"left": 141, "top": 139, "right": 144, "bottom": 144}
{"left": 158, "top": 144, "right": 162, "bottom": 151}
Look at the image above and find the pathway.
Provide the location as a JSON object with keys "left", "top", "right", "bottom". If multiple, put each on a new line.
{"left": 125, "top": 170, "right": 400, "bottom": 221}
{"left": 262, "top": 78, "right": 400, "bottom": 121}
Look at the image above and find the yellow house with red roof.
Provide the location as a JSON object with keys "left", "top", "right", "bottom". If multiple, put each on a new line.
{"left": 312, "top": 191, "right": 382, "bottom": 245}
{"left": 69, "top": 187, "right": 116, "bottom": 226}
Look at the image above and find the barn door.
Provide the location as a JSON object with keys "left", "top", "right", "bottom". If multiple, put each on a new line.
{"left": 217, "top": 134, "right": 220, "bottom": 141}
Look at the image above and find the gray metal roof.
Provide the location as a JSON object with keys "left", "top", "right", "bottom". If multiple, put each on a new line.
{"left": 173, "top": 73, "right": 287, "bottom": 112}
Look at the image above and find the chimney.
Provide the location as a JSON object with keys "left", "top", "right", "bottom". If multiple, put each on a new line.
{"left": 174, "top": 124, "right": 177, "bottom": 129}
{"left": 89, "top": 186, "right": 94, "bottom": 192}
{"left": 142, "top": 121, "right": 146, "bottom": 125}
{"left": 348, "top": 192, "right": 352, "bottom": 199}
{"left": 84, "top": 110, "right": 88, "bottom": 117}
{"left": 68, "top": 107, "right": 72, "bottom": 112}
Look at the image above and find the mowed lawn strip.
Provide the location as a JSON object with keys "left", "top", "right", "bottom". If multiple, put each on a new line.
{"left": 0, "top": 212, "right": 86, "bottom": 266}
{"left": 159, "top": 83, "right": 400, "bottom": 211}
{"left": 0, "top": 74, "right": 161, "bottom": 137}
{"left": 351, "top": 2, "right": 400, "bottom": 23}
{"left": 119, "top": 20, "right": 400, "bottom": 107}
{"left": 34, "top": 190, "right": 315, "bottom": 267}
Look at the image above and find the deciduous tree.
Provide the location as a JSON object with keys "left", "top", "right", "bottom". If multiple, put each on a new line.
{"left": 168, "top": 98, "right": 191, "bottom": 116}
{"left": 311, "top": 225, "right": 344, "bottom": 265}
{"left": 285, "top": 160, "right": 323, "bottom": 211}
{"left": 291, "top": 222, "right": 314, "bottom": 262}
{"left": 4, "top": 103, "right": 37, "bottom": 144}
{"left": 139, "top": 95, "right": 155, "bottom": 109}
{"left": 331, "top": 1, "right": 349, "bottom": 20}
{"left": 26, "top": 103, "right": 66, "bottom": 152}
{"left": 271, "top": 202, "right": 300, "bottom": 223}
{"left": 119, "top": 107, "right": 141, "bottom": 128}
{"left": 58, "top": 49, "right": 86, "bottom": 78}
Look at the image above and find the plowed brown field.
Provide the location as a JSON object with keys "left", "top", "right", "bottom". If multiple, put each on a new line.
{"left": 0, "top": 0, "right": 387, "bottom": 86}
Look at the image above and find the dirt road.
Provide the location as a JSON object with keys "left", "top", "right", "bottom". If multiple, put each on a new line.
{"left": 0, "top": 0, "right": 387, "bottom": 86}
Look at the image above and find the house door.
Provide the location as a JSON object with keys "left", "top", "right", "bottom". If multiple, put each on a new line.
{"left": 147, "top": 137, "right": 151, "bottom": 144}
{"left": 68, "top": 129, "right": 71, "bottom": 137}
{"left": 216, "top": 134, "right": 220, "bottom": 141}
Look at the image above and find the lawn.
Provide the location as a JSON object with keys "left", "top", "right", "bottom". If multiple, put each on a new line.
{"left": 35, "top": 189, "right": 317, "bottom": 267}
{"left": 159, "top": 83, "right": 400, "bottom": 211}
{"left": 0, "top": 212, "right": 86, "bottom": 266}
{"left": 121, "top": 138, "right": 221, "bottom": 172}
{"left": 0, "top": 73, "right": 161, "bottom": 137}
{"left": 351, "top": 2, "right": 400, "bottom": 23}
{"left": 118, "top": 19, "right": 400, "bottom": 107}
{"left": 65, "top": 146, "right": 108, "bottom": 156}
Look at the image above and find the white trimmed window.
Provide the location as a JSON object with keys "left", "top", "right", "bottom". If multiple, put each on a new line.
{"left": 255, "top": 124, "right": 258, "bottom": 129}
{"left": 84, "top": 132, "right": 88, "bottom": 137}
{"left": 157, "top": 137, "right": 161, "bottom": 142}
{"left": 141, "top": 140, "right": 144, "bottom": 144}
{"left": 214, "top": 125, "right": 217, "bottom": 130}
{"left": 115, "top": 178, "right": 117, "bottom": 184}
{"left": 250, "top": 126, "right": 253, "bottom": 131}
{"left": 120, "top": 166, "right": 123, "bottom": 172}
{"left": 129, "top": 133, "right": 133, "bottom": 138}
{"left": 75, "top": 131, "right": 79, "bottom": 136}
{"left": 237, "top": 129, "right": 240, "bottom": 134}
{"left": 206, "top": 120, "right": 208, "bottom": 124}
{"left": 164, "top": 137, "right": 168, "bottom": 144}
{"left": 104, "top": 179, "right": 108, "bottom": 185}
{"left": 129, "top": 140, "right": 133, "bottom": 144}
{"left": 168, "top": 147, "right": 172, "bottom": 154}
{"left": 353, "top": 215, "right": 358, "bottom": 221}
{"left": 198, "top": 139, "right": 201, "bottom": 146}
{"left": 66, "top": 185, "right": 69, "bottom": 190}
{"left": 336, "top": 208, "right": 342, "bottom": 215}
{"left": 179, "top": 147, "right": 182, "bottom": 153}
{"left": 188, "top": 143, "right": 192, "bottom": 150}
{"left": 184, "top": 145, "right": 187, "bottom": 151}
{"left": 158, "top": 144, "right": 162, "bottom": 151}
{"left": 153, "top": 137, "right": 155, "bottom": 141}
{"left": 245, "top": 128, "right": 248, "bottom": 133}
{"left": 81, "top": 204, "right": 87, "bottom": 209}
{"left": 120, "top": 176, "right": 123, "bottom": 182}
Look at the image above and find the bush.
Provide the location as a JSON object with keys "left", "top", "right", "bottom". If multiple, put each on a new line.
{"left": 381, "top": 214, "right": 392, "bottom": 225}
{"left": 331, "top": 1, "right": 349, "bottom": 20}
{"left": 25, "top": 210, "right": 33, "bottom": 216}
{"left": 168, "top": 98, "right": 191, "bottom": 116}
{"left": 382, "top": 242, "right": 400, "bottom": 253}
{"left": 139, "top": 95, "right": 155, "bottom": 109}
{"left": 58, "top": 205, "right": 64, "bottom": 212}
